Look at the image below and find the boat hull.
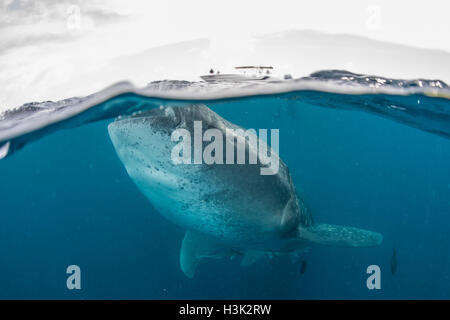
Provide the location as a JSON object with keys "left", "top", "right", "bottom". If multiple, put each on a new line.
{"left": 200, "top": 74, "right": 270, "bottom": 82}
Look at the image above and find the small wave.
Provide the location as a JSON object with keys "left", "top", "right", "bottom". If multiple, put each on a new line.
{"left": 0, "top": 141, "right": 9, "bottom": 160}
{"left": 0, "top": 70, "right": 449, "bottom": 159}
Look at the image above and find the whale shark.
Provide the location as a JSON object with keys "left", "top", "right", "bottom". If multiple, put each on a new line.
{"left": 108, "top": 105, "right": 382, "bottom": 278}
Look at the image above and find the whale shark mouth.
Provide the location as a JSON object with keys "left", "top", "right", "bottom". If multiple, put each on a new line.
{"left": 111, "top": 106, "right": 183, "bottom": 137}
{"left": 108, "top": 111, "right": 186, "bottom": 196}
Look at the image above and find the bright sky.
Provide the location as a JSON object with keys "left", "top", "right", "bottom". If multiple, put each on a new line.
{"left": 99, "top": 0, "right": 450, "bottom": 51}
{"left": 0, "top": 0, "right": 449, "bottom": 111}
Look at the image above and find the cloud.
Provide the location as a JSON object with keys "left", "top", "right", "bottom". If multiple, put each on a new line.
{"left": 0, "top": 0, "right": 125, "bottom": 25}
{"left": 0, "top": 0, "right": 127, "bottom": 53}
{"left": 0, "top": 32, "right": 79, "bottom": 54}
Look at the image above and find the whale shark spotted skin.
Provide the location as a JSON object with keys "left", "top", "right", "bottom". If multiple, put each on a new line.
{"left": 108, "top": 105, "right": 382, "bottom": 278}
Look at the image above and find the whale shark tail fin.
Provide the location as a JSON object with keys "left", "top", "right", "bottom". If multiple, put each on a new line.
{"left": 180, "top": 230, "right": 233, "bottom": 278}
{"left": 301, "top": 223, "right": 383, "bottom": 247}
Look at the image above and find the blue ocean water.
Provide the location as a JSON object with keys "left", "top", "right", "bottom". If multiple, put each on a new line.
{"left": 0, "top": 71, "right": 449, "bottom": 299}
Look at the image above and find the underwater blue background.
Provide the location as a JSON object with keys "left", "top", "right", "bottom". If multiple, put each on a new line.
{"left": 1, "top": 94, "right": 449, "bottom": 299}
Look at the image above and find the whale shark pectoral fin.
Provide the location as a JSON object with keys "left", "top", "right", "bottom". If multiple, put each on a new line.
{"left": 240, "top": 250, "right": 266, "bottom": 267}
{"left": 300, "top": 223, "right": 383, "bottom": 247}
{"left": 180, "top": 230, "right": 229, "bottom": 278}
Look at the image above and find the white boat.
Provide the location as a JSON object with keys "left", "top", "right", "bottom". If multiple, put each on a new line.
{"left": 200, "top": 66, "right": 275, "bottom": 82}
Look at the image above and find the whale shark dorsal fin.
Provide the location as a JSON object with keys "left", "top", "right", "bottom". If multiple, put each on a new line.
{"left": 300, "top": 223, "right": 383, "bottom": 247}
{"left": 180, "top": 230, "right": 228, "bottom": 278}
